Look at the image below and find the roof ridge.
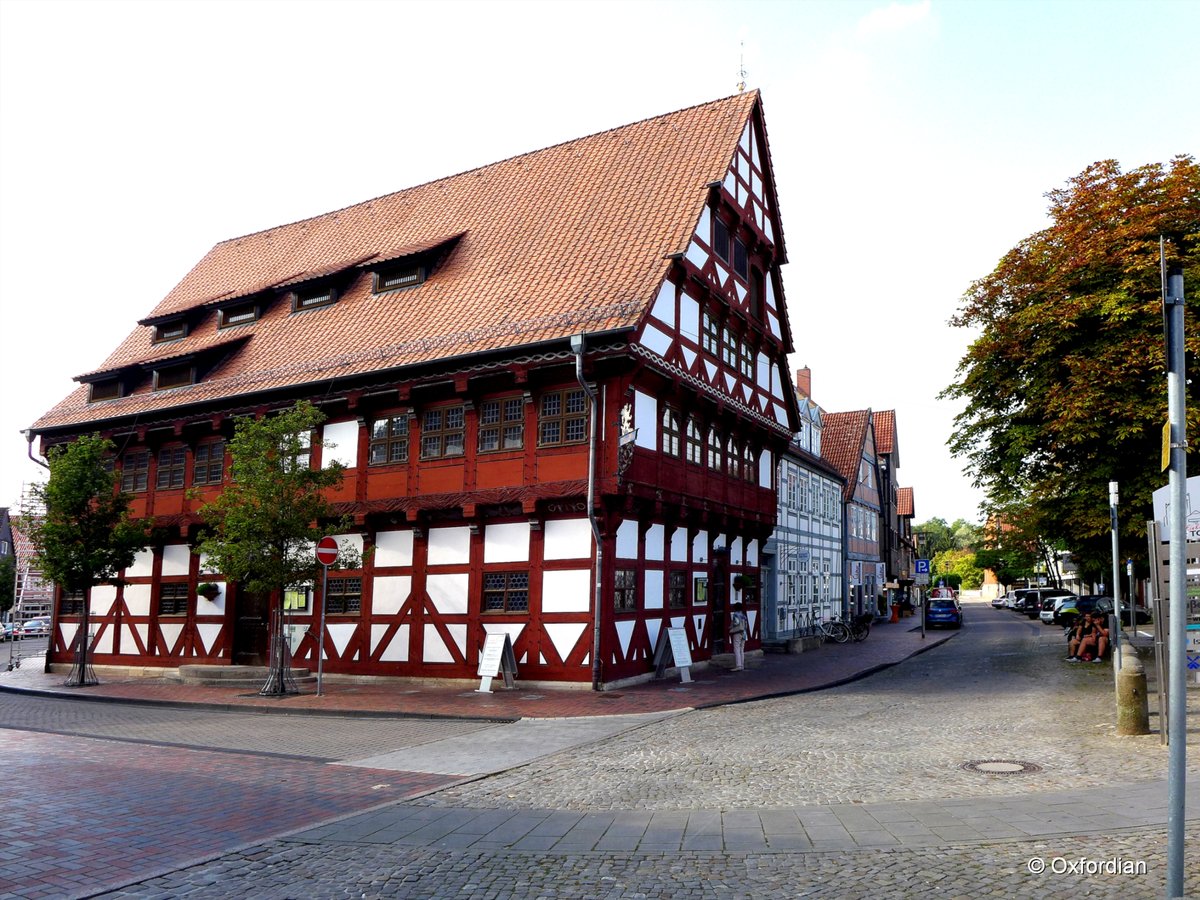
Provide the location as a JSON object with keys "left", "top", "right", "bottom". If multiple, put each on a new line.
{"left": 211, "top": 91, "right": 760, "bottom": 248}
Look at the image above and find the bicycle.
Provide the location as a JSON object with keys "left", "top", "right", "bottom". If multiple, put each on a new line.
{"left": 848, "top": 613, "right": 873, "bottom": 643}
{"left": 816, "top": 617, "right": 850, "bottom": 643}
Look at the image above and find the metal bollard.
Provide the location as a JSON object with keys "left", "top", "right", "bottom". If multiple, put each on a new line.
{"left": 1116, "top": 646, "right": 1150, "bottom": 736}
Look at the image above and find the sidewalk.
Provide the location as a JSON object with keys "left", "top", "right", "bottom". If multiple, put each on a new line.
{"left": 0, "top": 618, "right": 951, "bottom": 720}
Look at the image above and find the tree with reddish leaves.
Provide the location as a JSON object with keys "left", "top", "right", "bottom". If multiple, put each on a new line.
{"left": 944, "top": 156, "right": 1200, "bottom": 582}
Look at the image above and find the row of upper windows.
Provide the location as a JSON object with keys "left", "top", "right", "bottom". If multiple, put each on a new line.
{"left": 659, "top": 409, "right": 760, "bottom": 484}
{"left": 112, "top": 390, "right": 588, "bottom": 492}
{"left": 849, "top": 505, "right": 878, "bottom": 542}
{"left": 701, "top": 311, "right": 759, "bottom": 378}
{"left": 782, "top": 469, "right": 841, "bottom": 521}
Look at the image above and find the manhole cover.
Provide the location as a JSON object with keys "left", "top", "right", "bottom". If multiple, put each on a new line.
{"left": 961, "top": 759, "right": 1044, "bottom": 776}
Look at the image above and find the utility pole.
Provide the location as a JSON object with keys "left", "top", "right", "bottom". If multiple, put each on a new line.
{"left": 1163, "top": 257, "right": 1186, "bottom": 899}
{"left": 1109, "top": 482, "right": 1124, "bottom": 679}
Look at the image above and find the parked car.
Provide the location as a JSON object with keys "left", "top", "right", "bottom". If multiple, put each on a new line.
{"left": 926, "top": 596, "right": 963, "bottom": 629}
{"left": 1093, "top": 597, "right": 1152, "bottom": 625}
{"left": 1055, "top": 595, "right": 1109, "bottom": 628}
{"left": 1024, "top": 589, "right": 1075, "bottom": 620}
{"left": 991, "top": 592, "right": 1011, "bottom": 609}
{"left": 18, "top": 617, "right": 51, "bottom": 638}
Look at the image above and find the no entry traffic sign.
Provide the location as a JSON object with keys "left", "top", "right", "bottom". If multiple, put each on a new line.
{"left": 315, "top": 536, "right": 339, "bottom": 567}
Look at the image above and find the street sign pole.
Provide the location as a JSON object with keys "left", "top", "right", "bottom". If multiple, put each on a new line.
{"left": 314, "top": 536, "right": 339, "bottom": 698}
{"left": 1109, "top": 482, "right": 1124, "bottom": 682}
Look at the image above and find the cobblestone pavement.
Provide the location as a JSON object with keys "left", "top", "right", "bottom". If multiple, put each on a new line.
{"left": 102, "top": 824, "right": 1200, "bottom": 899}
{"left": 423, "top": 607, "right": 1198, "bottom": 811}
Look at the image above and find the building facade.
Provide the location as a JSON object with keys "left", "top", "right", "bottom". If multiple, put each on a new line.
{"left": 29, "top": 92, "right": 800, "bottom": 687}
{"left": 822, "top": 410, "right": 884, "bottom": 618}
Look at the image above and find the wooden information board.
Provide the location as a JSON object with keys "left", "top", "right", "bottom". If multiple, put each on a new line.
{"left": 476, "top": 632, "right": 517, "bottom": 693}
{"left": 652, "top": 626, "right": 693, "bottom": 683}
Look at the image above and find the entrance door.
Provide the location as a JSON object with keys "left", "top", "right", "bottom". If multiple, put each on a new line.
{"left": 232, "top": 590, "right": 270, "bottom": 666}
{"left": 711, "top": 549, "right": 729, "bottom": 652}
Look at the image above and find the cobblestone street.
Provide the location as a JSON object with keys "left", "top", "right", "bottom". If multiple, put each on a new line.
{"left": 3, "top": 601, "right": 1198, "bottom": 899}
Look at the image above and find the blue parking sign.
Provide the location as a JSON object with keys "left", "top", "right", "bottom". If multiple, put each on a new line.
{"left": 915, "top": 559, "right": 930, "bottom": 575}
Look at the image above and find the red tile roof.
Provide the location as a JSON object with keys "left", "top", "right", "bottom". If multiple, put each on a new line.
{"left": 897, "top": 486, "right": 914, "bottom": 518}
{"left": 874, "top": 409, "right": 896, "bottom": 456}
{"left": 35, "top": 91, "right": 764, "bottom": 432}
{"left": 821, "top": 409, "right": 870, "bottom": 501}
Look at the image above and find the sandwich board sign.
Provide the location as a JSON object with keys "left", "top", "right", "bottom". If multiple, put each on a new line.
{"left": 653, "top": 626, "right": 694, "bottom": 683}
{"left": 476, "top": 632, "right": 518, "bottom": 693}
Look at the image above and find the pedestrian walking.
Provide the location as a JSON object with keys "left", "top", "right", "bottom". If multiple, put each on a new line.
{"left": 729, "top": 601, "right": 748, "bottom": 671}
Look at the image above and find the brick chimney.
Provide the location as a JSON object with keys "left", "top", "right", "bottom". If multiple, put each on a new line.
{"left": 795, "top": 366, "right": 811, "bottom": 399}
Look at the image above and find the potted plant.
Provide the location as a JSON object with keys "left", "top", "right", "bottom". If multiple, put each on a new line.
{"left": 732, "top": 573, "right": 755, "bottom": 592}
{"left": 196, "top": 581, "right": 221, "bottom": 599}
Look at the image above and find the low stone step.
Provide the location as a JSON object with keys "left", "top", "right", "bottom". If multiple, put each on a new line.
{"left": 178, "top": 664, "right": 314, "bottom": 686}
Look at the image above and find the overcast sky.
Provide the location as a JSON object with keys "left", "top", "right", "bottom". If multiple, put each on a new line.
{"left": 1, "top": 0, "right": 1195, "bottom": 524}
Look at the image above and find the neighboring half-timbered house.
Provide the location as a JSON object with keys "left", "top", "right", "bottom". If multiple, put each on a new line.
{"left": 821, "top": 410, "right": 884, "bottom": 619}
{"left": 29, "top": 91, "right": 800, "bottom": 688}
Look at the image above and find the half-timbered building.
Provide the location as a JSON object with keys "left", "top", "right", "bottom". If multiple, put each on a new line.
{"left": 821, "top": 410, "right": 884, "bottom": 618}
{"left": 30, "top": 91, "right": 800, "bottom": 688}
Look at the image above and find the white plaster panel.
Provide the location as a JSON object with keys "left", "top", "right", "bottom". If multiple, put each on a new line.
{"left": 651, "top": 280, "right": 675, "bottom": 326}
{"left": 644, "top": 524, "right": 665, "bottom": 562}
{"left": 695, "top": 207, "right": 711, "bottom": 246}
{"left": 196, "top": 584, "right": 225, "bottom": 616}
{"left": 749, "top": 609, "right": 758, "bottom": 635}
{"left": 616, "top": 520, "right": 639, "bottom": 560}
{"left": 740, "top": 123, "right": 750, "bottom": 153}
{"left": 122, "top": 584, "right": 151, "bottom": 617}
{"left": 634, "top": 391, "right": 657, "bottom": 449}
{"left": 374, "top": 530, "right": 414, "bottom": 567}
{"left": 679, "top": 291, "right": 699, "bottom": 342}
{"left": 724, "top": 170, "right": 737, "bottom": 195}
{"left": 544, "top": 518, "right": 592, "bottom": 560}
{"left": 704, "top": 360, "right": 719, "bottom": 382}
{"left": 427, "top": 526, "right": 470, "bottom": 565}
{"left": 714, "top": 260, "right": 730, "bottom": 288}
{"left": 725, "top": 373, "right": 738, "bottom": 394}
{"left": 117, "top": 624, "right": 141, "bottom": 655}
{"left": 757, "top": 352, "right": 770, "bottom": 390}
{"left": 767, "top": 310, "right": 781, "bottom": 340}
{"left": 764, "top": 217, "right": 775, "bottom": 244}
{"left": 775, "top": 404, "right": 789, "bottom": 426}
{"left": 639, "top": 323, "right": 673, "bottom": 358}
{"left": 692, "top": 531, "right": 709, "bottom": 564}
{"left": 423, "top": 624, "right": 454, "bottom": 663}
{"left": 644, "top": 570, "right": 664, "bottom": 610}
{"left": 196, "top": 623, "right": 222, "bottom": 655}
{"left": 322, "top": 419, "right": 360, "bottom": 469}
{"left": 94, "top": 626, "right": 115, "bottom": 655}
{"left": 484, "top": 522, "right": 530, "bottom": 563}
{"left": 91, "top": 585, "right": 118, "bottom": 616}
{"left": 693, "top": 614, "right": 706, "bottom": 641}
{"left": 615, "top": 620, "right": 635, "bottom": 659}
{"left": 772, "top": 363, "right": 786, "bottom": 400}
{"left": 482, "top": 622, "right": 525, "bottom": 643}
{"left": 747, "top": 540, "right": 759, "bottom": 568}
{"left": 374, "top": 623, "right": 410, "bottom": 662}
{"left": 161, "top": 544, "right": 192, "bottom": 577}
{"left": 685, "top": 239, "right": 708, "bottom": 269}
{"left": 734, "top": 280, "right": 747, "bottom": 302}
{"left": 446, "top": 623, "right": 467, "bottom": 659}
{"left": 58, "top": 623, "right": 78, "bottom": 652}
{"left": 736, "top": 181, "right": 746, "bottom": 207}
{"left": 427, "top": 573, "right": 469, "bottom": 615}
{"left": 371, "top": 575, "right": 411, "bottom": 615}
{"left": 646, "top": 618, "right": 662, "bottom": 655}
{"left": 760, "top": 451, "right": 773, "bottom": 489}
{"left": 731, "top": 537, "right": 744, "bottom": 564}
{"left": 334, "top": 533, "right": 365, "bottom": 559}
{"left": 680, "top": 346, "right": 697, "bottom": 369}
{"left": 544, "top": 622, "right": 586, "bottom": 664}
{"left": 669, "top": 528, "right": 688, "bottom": 563}
{"left": 126, "top": 548, "right": 154, "bottom": 578}
{"left": 751, "top": 170, "right": 761, "bottom": 200}
{"left": 159, "top": 622, "right": 184, "bottom": 654}
{"left": 325, "top": 623, "right": 357, "bottom": 659}
{"left": 542, "top": 569, "right": 591, "bottom": 613}
{"left": 766, "top": 276, "right": 777, "bottom": 309}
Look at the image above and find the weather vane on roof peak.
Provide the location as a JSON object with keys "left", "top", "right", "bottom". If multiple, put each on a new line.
{"left": 737, "top": 42, "right": 748, "bottom": 93}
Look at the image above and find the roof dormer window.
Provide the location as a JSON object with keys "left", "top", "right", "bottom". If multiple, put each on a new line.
{"left": 218, "top": 301, "right": 259, "bottom": 328}
{"left": 375, "top": 262, "right": 425, "bottom": 293}
{"left": 88, "top": 379, "right": 123, "bottom": 403}
{"left": 154, "top": 362, "right": 195, "bottom": 391}
{"left": 292, "top": 284, "right": 337, "bottom": 312}
{"left": 153, "top": 321, "right": 187, "bottom": 343}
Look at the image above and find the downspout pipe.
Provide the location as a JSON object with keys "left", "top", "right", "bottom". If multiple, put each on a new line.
{"left": 571, "top": 333, "right": 603, "bottom": 691}
{"left": 23, "top": 430, "right": 50, "bottom": 470}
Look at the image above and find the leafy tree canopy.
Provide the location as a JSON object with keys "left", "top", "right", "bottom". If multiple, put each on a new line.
{"left": 932, "top": 548, "right": 983, "bottom": 591}
{"left": 195, "top": 402, "right": 355, "bottom": 598}
{"left": 912, "top": 517, "right": 981, "bottom": 556}
{"left": 24, "top": 434, "right": 149, "bottom": 593}
{"left": 943, "top": 155, "right": 1200, "bottom": 575}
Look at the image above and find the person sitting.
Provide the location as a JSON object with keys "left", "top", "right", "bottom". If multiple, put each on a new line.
{"left": 1066, "top": 615, "right": 1095, "bottom": 662}
{"left": 1069, "top": 613, "right": 1110, "bottom": 663}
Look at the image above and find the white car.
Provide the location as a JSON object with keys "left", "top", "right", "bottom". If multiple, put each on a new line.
{"left": 18, "top": 617, "right": 51, "bottom": 638}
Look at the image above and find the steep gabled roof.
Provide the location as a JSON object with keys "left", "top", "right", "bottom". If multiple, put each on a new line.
{"left": 897, "top": 486, "right": 915, "bottom": 518}
{"left": 35, "top": 91, "right": 767, "bottom": 432}
{"left": 874, "top": 409, "right": 897, "bottom": 462}
{"left": 821, "top": 409, "right": 871, "bottom": 501}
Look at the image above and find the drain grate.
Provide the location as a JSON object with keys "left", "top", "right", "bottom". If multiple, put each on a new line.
{"left": 961, "top": 759, "right": 1044, "bottom": 776}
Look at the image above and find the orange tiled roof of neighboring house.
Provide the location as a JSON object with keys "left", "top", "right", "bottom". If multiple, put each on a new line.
{"left": 897, "top": 486, "right": 914, "bottom": 517}
{"left": 34, "top": 91, "right": 764, "bottom": 432}
{"left": 821, "top": 409, "right": 870, "bottom": 501}
{"left": 874, "top": 409, "right": 896, "bottom": 455}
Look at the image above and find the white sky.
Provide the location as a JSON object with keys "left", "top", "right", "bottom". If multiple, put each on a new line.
{"left": 1, "top": 0, "right": 1195, "bottom": 523}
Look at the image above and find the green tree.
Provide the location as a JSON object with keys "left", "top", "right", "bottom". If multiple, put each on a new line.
{"left": 195, "top": 401, "right": 354, "bottom": 695}
{"left": 24, "top": 434, "right": 149, "bottom": 686}
{"left": 944, "top": 156, "right": 1200, "bottom": 576}
{"left": 932, "top": 548, "right": 983, "bottom": 591}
